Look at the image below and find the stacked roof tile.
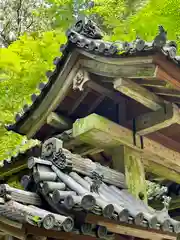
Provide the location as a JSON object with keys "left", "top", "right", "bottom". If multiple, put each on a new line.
{"left": 0, "top": 137, "right": 179, "bottom": 238}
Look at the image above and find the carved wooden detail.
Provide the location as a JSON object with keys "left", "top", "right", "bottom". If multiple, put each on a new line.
{"left": 73, "top": 68, "right": 90, "bottom": 91}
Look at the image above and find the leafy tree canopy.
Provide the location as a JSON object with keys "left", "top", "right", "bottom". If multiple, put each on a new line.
{"left": 0, "top": 30, "right": 66, "bottom": 159}
{"left": 1, "top": 0, "right": 180, "bottom": 160}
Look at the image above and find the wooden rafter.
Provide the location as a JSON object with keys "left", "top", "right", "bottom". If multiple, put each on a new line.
{"left": 68, "top": 89, "right": 89, "bottom": 115}
{"left": 114, "top": 78, "right": 163, "bottom": 111}
{"left": 153, "top": 54, "right": 180, "bottom": 90}
{"left": 150, "top": 87, "right": 180, "bottom": 97}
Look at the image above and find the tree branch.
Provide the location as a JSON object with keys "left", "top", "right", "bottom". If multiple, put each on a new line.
{"left": 16, "top": 0, "right": 23, "bottom": 36}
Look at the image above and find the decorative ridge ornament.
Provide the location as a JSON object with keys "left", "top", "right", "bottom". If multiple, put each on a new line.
{"left": 90, "top": 171, "right": 104, "bottom": 194}
{"left": 153, "top": 25, "right": 167, "bottom": 48}
{"left": 71, "top": 16, "right": 103, "bottom": 39}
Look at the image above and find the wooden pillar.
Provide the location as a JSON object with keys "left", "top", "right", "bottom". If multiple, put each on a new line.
{"left": 111, "top": 146, "right": 147, "bottom": 203}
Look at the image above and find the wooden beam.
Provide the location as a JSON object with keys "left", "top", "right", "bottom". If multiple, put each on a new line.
{"left": 68, "top": 89, "right": 89, "bottom": 115}
{"left": 47, "top": 112, "right": 72, "bottom": 130}
{"left": 26, "top": 224, "right": 99, "bottom": 240}
{"left": 148, "top": 132, "right": 180, "bottom": 154}
{"left": 132, "top": 79, "right": 167, "bottom": 88}
{"left": 153, "top": 54, "right": 180, "bottom": 90}
{"left": 114, "top": 78, "right": 163, "bottom": 111}
{"left": 150, "top": 87, "right": 180, "bottom": 98}
{"left": 144, "top": 160, "right": 180, "bottom": 184}
{"left": 114, "top": 78, "right": 180, "bottom": 134}
{"left": 80, "top": 59, "right": 157, "bottom": 78}
{"left": 87, "top": 95, "right": 105, "bottom": 115}
{"left": 163, "top": 96, "right": 180, "bottom": 104}
{"left": 79, "top": 49, "right": 154, "bottom": 65}
{"left": 86, "top": 214, "right": 177, "bottom": 240}
{"left": 135, "top": 103, "right": 180, "bottom": 135}
{"left": 86, "top": 80, "right": 125, "bottom": 104}
{"left": 72, "top": 113, "right": 180, "bottom": 181}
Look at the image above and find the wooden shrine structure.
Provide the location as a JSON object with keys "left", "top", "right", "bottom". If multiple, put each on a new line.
{"left": 0, "top": 17, "right": 180, "bottom": 240}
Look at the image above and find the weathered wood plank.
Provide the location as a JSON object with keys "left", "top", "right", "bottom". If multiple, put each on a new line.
{"left": 47, "top": 112, "right": 72, "bottom": 130}
{"left": 135, "top": 103, "right": 180, "bottom": 135}
{"left": 78, "top": 49, "right": 154, "bottom": 65}
{"left": 114, "top": 78, "right": 163, "bottom": 111}
{"left": 86, "top": 214, "right": 177, "bottom": 240}
{"left": 72, "top": 114, "right": 180, "bottom": 180}
{"left": 80, "top": 59, "right": 157, "bottom": 78}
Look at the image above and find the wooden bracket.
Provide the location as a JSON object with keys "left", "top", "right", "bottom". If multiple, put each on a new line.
{"left": 114, "top": 78, "right": 162, "bottom": 111}
{"left": 135, "top": 103, "right": 180, "bottom": 135}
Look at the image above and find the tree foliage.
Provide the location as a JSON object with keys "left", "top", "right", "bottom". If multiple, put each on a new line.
{"left": 1, "top": 0, "right": 180, "bottom": 160}
{"left": 0, "top": 0, "right": 51, "bottom": 47}
{"left": 0, "top": 30, "right": 66, "bottom": 159}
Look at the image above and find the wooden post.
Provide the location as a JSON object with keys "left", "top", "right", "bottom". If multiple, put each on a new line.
{"left": 110, "top": 146, "right": 147, "bottom": 203}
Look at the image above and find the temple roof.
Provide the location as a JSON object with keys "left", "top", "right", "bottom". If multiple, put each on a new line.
{"left": 6, "top": 17, "right": 180, "bottom": 148}
{"left": 0, "top": 137, "right": 179, "bottom": 240}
